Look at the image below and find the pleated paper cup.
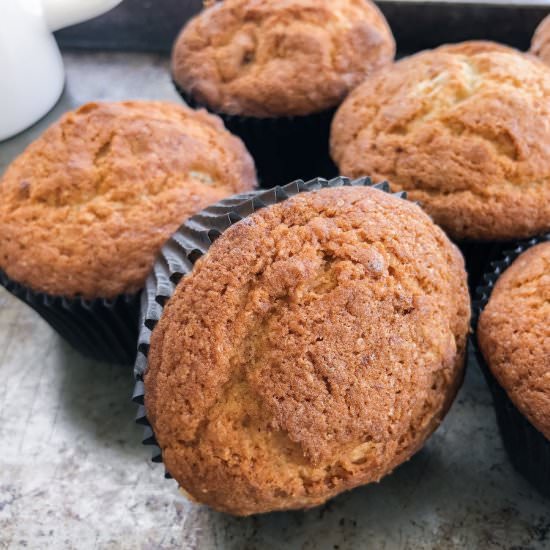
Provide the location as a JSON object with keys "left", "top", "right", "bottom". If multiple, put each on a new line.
{"left": 0, "top": 271, "right": 139, "bottom": 365}
{"left": 174, "top": 81, "right": 338, "bottom": 189}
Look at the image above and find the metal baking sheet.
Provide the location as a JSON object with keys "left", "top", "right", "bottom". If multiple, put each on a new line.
{"left": 55, "top": 1, "right": 550, "bottom": 54}
{"left": 2, "top": 1, "right": 550, "bottom": 546}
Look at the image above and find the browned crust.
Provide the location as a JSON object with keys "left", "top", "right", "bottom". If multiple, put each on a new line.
{"left": 478, "top": 242, "right": 550, "bottom": 440}
{"left": 145, "top": 186, "right": 470, "bottom": 515}
{"left": 0, "top": 101, "right": 257, "bottom": 299}
{"left": 172, "top": 0, "right": 395, "bottom": 117}
{"left": 531, "top": 15, "right": 550, "bottom": 66}
{"left": 330, "top": 41, "right": 550, "bottom": 241}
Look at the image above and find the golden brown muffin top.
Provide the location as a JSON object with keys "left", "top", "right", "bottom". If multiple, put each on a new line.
{"left": 145, "top": 186, "right": 470, "bottom": 515}
{"left": 0, "top": 101, "right": 257, "bottom": 299}
{"left": 531, "top": 15, "right": 550, "bottom": 66}
{"left": 331, "top": 41, "right": 550, "bottom": 241}
{"left": 172, "top": 0, "right": 395, "bottom": 117}
{"left": 478, "top": 242, "right": 550, "bottom": 440}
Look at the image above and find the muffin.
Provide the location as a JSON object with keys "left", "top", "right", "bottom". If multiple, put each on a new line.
{"left": 172, "top": 0, "right": 395, "bottom": 186}
{"left": 476, "top": 238, "right": 550, "bottom": 495}
{"left": 530, "top": 15, "right": 550, "bottom": 66}
{"left": 138, "top": 177, "right": 470, "bottom": 515}
{"left": 331, "top": 41, "right": 550, "bottom": 243}
{"left": 0, "top": 100, "right": 257, "bottom": 364}
{"left": 331, "top": 40, "right": 550, "bottom": 287}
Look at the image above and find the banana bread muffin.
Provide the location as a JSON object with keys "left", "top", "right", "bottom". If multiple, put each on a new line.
{"left": 173, "top": 0, "right": 395, "bottom": 117}
{"left": 478, "top": 242, "right": 550, "bottom": 440}
{"left": 531, "top": 15, "right": 550, "bottom": 66}
{"left": 0, "top": 100, "right": 256, "bottom": 363}
{"left": 331, "top": 41, "right": 550, "bottom": 242}
{"left": 0, "top": 101, "right": 256, "bottom": 299}
{"left": 172, "top": 0, "right": 395, "bottom": 187}
{"left": 144, "top": 185, "right": 470, "bottom": 515}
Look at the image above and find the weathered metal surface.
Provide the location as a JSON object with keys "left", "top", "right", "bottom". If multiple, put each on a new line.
{"left": 0, "top": 51, "right": 549, "bottom": 550}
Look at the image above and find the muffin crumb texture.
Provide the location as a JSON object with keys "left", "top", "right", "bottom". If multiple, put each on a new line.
{"left": 172, "top": 0, "right": 395, "bottom": 117}
{"left": 478, "top": 242, "right": 550, "bottom": 440}
{"left": 531, "top": 15, "right": 550, "bottom": 66}
{"left": 331, "top": 41, "right": 550, "bottom": 241}
{"left": 0, "top": 101, "right": 256, "bottom": 299}
{"left": 145, "top": 186, "right": 470, "bottom": 515}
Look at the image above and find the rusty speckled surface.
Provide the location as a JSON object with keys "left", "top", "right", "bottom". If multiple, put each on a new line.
{"left": 0, "top": 52, "right": 549, "bottom": 550}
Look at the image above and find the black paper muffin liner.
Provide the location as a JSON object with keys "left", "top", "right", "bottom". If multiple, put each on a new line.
{"left": 173, "top": 80, "right": 338, "bottom": 189}
{"left": 458, "top": 241, "right": 509, "bottom": 292}
{"left": 0, "top": 270, "right": 140, "bottom": 365}
{"left": 132, "top": 176, "right": 406, "bottom": 477}
{"left": 472, "top": 232, "right": 550, "bottom": 497}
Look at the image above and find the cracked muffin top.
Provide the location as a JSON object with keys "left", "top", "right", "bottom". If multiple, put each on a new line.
{"left": 331, "top": 41, "right": 550, "bottom": 241}
{"left": 531, "top": 15, "right": 550, "bottom": 66}
{"left": 478, "top": 241, "right": 550, "bottom": 440}
{"left": 145, "top": 186, "right": 470, "bottom": 515}
{"left": 172, "top": 0, "right": 395, "bottom": 117}
{"left": 0, "top": 101, "right": 257, "bottom": 299}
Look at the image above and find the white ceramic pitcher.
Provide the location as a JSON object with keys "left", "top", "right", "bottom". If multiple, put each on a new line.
{"left": 0, "top": 0, "right": 123, "bottom": 141}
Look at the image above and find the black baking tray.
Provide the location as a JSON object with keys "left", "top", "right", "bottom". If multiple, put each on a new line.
{"left": 55, "top": 1, "right": 549, "bottom": 55}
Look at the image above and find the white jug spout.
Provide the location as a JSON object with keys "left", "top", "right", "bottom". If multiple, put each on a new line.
{"left": 43, "top": 0, "right": 123, "bottom": 32}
